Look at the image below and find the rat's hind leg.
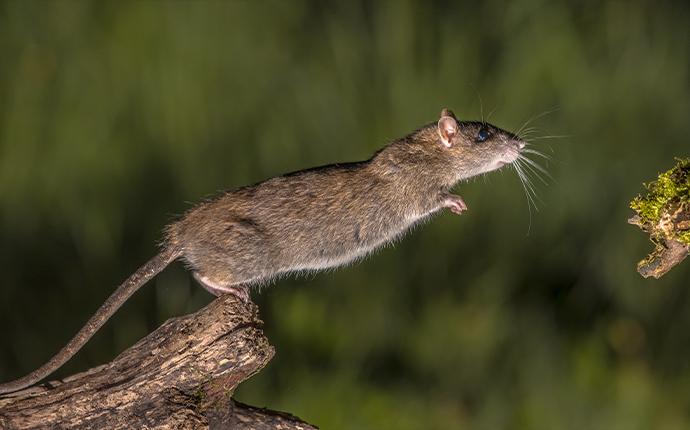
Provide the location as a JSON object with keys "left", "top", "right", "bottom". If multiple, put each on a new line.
{"left": 193, "top": 272, "right": 251, "bottom": 302}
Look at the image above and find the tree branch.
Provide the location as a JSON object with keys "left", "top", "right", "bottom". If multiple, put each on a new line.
{"left": 629, "top": 158, "right": 690, "bottom": 279}
{"left": 0, "top": 295, "right": 317, "bottom": 430}
{"left": 629, "top": 204, "right": 690, "bottom": 279}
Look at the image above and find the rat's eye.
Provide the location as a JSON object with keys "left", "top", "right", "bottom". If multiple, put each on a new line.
{"left": 476, "top": 127, "right": 490, "bottom": 143}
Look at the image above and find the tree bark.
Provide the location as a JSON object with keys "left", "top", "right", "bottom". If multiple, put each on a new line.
{"left": 0, "top": 295, "right": 318, "bottom": 430}
{"left": 629, "top": 202, "right": 690, "bottom": 279}
{"left": 629, "top": 158, "right": 690, "bottom": 278}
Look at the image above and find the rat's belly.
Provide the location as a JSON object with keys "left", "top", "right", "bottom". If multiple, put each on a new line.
{"left": 299, "top": 245, "right": 376, "bottom": 271}
{"left": 278, "top": 204, "right": 434, "bottom": 273}
{"left": 289, "top": 222, "right": 413, "bottom": 272}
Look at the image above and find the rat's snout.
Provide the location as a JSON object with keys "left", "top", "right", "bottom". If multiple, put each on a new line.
{"left": 509, "top": 133, "right": 526, "bottom": 151}
{"left": 511, "top": 136, "right": 526, "bottom": 156}
{"left": 498, "top": 137, "right": 524, "bottom": 166}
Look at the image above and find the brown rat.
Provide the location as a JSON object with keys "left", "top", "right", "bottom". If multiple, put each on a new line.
{"left": 0, "top": 108, "right": 525, "bottom": 394}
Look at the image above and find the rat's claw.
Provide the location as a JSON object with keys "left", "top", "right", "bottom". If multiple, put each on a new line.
{"left": 443, "top": 194, "right": 467, "bottom": 215}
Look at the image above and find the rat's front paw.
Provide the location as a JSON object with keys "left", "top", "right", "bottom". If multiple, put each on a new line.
{"left": 442, "top": 193, "right": 467, "bottom": 215}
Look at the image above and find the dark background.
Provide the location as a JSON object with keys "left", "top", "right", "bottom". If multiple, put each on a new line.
{"left": 1, "top": 1, "right": 689, "bottom": 428}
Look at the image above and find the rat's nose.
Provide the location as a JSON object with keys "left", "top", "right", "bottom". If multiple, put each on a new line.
{"left": 516, "top": 139, "right": 526, "bottom": 150}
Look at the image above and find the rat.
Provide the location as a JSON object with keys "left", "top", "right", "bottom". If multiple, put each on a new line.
{"left": 0, "top": 108, "right": 525, "bottom": 394}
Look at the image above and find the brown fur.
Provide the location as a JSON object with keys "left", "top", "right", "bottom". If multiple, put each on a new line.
{"left": 0, "top": 108, "right": 523, "bottom": 394}
{"left": 168, "top": 109, "right": 523, "bottom": 292}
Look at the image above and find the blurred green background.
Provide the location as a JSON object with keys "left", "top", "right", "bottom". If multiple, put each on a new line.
{"left": 1, "top": 1, "right": 689, "bottom": 428}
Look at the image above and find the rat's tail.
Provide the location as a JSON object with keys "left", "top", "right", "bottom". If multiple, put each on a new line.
{"left": 0, "top": 246, "right": 182, "bottom": 395}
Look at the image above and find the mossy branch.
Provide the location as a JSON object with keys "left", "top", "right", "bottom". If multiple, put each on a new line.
{"left": 629, "top": 158, "right": 690, "bottom": 278}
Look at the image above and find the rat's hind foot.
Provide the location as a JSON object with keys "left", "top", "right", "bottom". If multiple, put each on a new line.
{"left": 442, "top": 193, "right": 467, "bottom": 215}
{"left": 225, "top": 285, "right": 250, "bottom": 302}
{"left": 223, "top": 285, "right": 251, "bottom": 302}
{"left": 193, "top": 272, "right": 252, "bottom": 302}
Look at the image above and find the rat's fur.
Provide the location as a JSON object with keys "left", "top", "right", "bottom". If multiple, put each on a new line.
{"left": 170, "top": 111, "right": 522, "bottom": 293}
{"left": 0, "top": 108, "right": 523, "bottom": 394}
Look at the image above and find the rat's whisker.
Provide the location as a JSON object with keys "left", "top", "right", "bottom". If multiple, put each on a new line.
{"left": 514, "top": 161, "right": 538, "bottom": 203}
{"left": 516, "top": 106, "right": 560, "bottom": 134}
{"left": 486, "top": 105, "right": 498, "bottom": 123}
{"left": 521, "top": 163, "right": 549, "bottom": 187}
{"left": 518, "top": 132, "right": 538, "bottom": 141}
{"left": 528, "top": 134, "right": 571, "bottom": 141}
{"left": 471, "top": 86, "right": 486, "bottom": 126}
{"left": 518, "top": 161, "right": 548, "bottom": 187}
{"left": 512, "top": 163, "right": 535, "bottom": 234}
{"left": 519, "top": 126, "right": 539, "bottom": 134}
{"left": 522, "top": 161, "right": 551, "bottom": 192}
{"left": 517, "top": 127, "right": 540, "bottom": 140}
{"left": 478, "top": 93, "right": 485, "bottom": 125}
{"left": 515, "top": 106, "right": 560, "bottom": 138}
{"left": 515, "top": 118, "right": 531, "bottom": 138}
{"left": 515, "top": 158, "right": 545, "bottom": 205}
{"left": 521, "top": 148, "right": 552, "bottom": 160}
{"left": 518, "top": 164, "right": 543, "bottom": 204}
{"left": 519, "top": 155, "right": 552, "bottom": 181}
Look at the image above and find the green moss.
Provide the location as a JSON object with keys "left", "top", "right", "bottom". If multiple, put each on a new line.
{"left": 679, "top": 230, "right": 690, "bottom": 244}
{"left": 630, "top": 158, "right": 690, "bottom": 245}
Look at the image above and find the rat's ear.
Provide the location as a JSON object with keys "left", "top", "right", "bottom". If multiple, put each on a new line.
{"left": 440, "top": 108, "right": 457, "bottom": 120}
{"left": 437, "top": 112, "right": 458, "bottom": 148}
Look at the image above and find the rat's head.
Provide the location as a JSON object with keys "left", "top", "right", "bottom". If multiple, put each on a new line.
{"left": 435, "top": 108, "right": 525, "bottom": 181}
